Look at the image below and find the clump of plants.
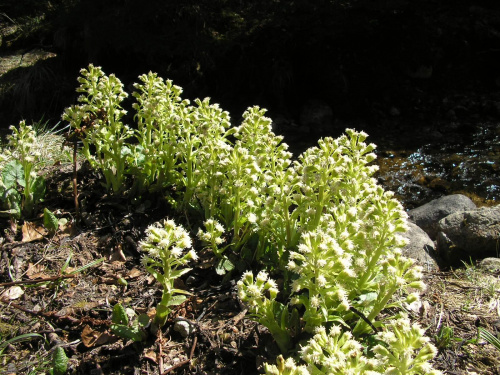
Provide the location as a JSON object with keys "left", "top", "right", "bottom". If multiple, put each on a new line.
{"left": 0, "top": 121, "right": 45, "bottom": 219}
{"left": 59, "top": 65, "right": 441, "bottom": 373}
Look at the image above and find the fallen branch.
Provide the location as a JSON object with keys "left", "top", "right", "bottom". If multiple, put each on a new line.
{"left": 0, "top": 274, "right": 76, "bottom": 287}
{"left": 0, "top": 299, "right": 110, "bottom": 328}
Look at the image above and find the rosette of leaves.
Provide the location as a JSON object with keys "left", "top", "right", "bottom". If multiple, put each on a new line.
{"left": 140, "top": 219, "right": 197, "bottom": 327}
{"left": 110, "top": 303, "right": 149, "bottom": 342}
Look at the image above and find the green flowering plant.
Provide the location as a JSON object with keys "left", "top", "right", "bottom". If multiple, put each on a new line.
{"left": 140, "top": 219, "right": 197, "bottom": 327}
{"left": 130, "top": 72, "right": 188, "bottom": 191}
{"left": 267, "top": 320, "right": 442, "bottom": 375}
{"left": 372, "top": 315, "right": 441, "bottom": 375}
{"left": 237, "top": 270, "right": 299, "bottom": 354}
{"left": 0, "top": 121, "right": 45, "bottom": 218}
{"left": 63, "top": 64, "right": 133, "bottom": 193}
{"left": 59, "top": 67, "right": 441, "bottom": 373}
{"left": 238, "top": 129, "right": 440, "bottom": 373}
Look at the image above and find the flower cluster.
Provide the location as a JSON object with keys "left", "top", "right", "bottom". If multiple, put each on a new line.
{"left": 264, "top": 322, "right": 442, "bottom": 375}
{"left": 373, "top": 315, "right": 441, "bottom": 375}
{"left": 140, "top": 219, "right": 197, "bottom": 327}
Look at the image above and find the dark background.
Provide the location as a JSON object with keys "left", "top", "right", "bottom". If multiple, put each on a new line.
{"left": 1, "top": 0, "right": 499, "bottom": 134}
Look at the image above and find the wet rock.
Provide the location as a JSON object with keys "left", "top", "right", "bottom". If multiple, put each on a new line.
{"left": 478, "top": 258, "right": 500, "bottom": 273}
{"left": 401, "top": 222, "right": 440, "bottom": 272}
{"left": 436, "top": 206, "right": 500, "bottom": 264}
{"left": 408, "top": 194, "right": 477, "bottom": 240}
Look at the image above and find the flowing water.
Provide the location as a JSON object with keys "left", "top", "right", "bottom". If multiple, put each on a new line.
{"left": 374, "top": 121, "right": 500, "bottom": 209}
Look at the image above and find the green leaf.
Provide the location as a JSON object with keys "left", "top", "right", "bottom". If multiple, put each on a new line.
{"left": 357, "top": 292, "right": 378, "bottom": 306}
{"left": 137, "top": 313, "right": 150, "bottom": 328}
{"left": 167, "top": 294, "right": 187, "bottom": 307}
{"left": 44, "top": 208, "right": 59, "bottom": 233}
{"left": 31, "top": 176, "right": 46, "bottom": 204}
{"left": 111, "top": 324, "right": 144, "bottom": 342}
{"left": 0, "top": 189, "right": 21, "bottom": 219}
{"left": 479, "top": 327, "right": 500, "bottom": 351}
{"left": 170, "top": 267, "right": 192, "bottom": 279}
{"left": 52, "top": 346, "right": 68, "bottom": 375}
{"left": 2, "top": 160, "right": 24, "bottom": 189}
{"left": 112, "top": 303, "right": 129, "bottom": 325}
{"left": 215, "top": 257, "right": 234, "bottom": 275}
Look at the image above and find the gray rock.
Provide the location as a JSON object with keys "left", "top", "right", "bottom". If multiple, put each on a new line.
{"left": 436, "top": 206, "right": 500, "bottom": 264}
{"left": 401, "top": 222, "right": 440, "bottom": 272}
{"left": 408, "top": 194, "right": 477, "bottom": 240}
{"left": 478, "top": 258, "right": 500, "bottom": 273}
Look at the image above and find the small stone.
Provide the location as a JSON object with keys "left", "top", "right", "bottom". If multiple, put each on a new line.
{"left": 173, "top": 318, "right": 193, "bottom": 338}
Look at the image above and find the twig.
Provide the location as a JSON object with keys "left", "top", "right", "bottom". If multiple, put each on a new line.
{"left": 0, "top": 274, "right": 76, "bottom": 287}
{"left": 72, "top": 139, "right": 80, "bottom": 225}
{"left": 349, "top": 306, "right": 379, "bottom": 333}
{"left": 158, "top": 330, "right": 164, "bottom": 374}
{"left": 0, "top": 299, "right": 110, "bottom": 328}
{"left": 161, "top": 334, "right": 197, "bottom": 375}
{"left": 189, "top": 335, "right": 197, "bottom": 360}
{"left": 161, "top": 359, "right": 190, "bottom": 374}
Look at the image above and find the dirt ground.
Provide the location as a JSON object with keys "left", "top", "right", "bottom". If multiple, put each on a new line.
{"left": 0, "top": 161, "right": 500, "bottom": 375}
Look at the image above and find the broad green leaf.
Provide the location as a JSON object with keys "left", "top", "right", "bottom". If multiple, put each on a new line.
{"left": 111, "top": 324, "right": 144, "bottom": 342}
{"left": 112, "top": 303, "right": 129, "bottom": 325}
{"left": 167, "top": 294, "right": 187, "bottom": 307}
{"left": 31, "top": 176, "right": 46, "bottom": 204}
{"left": 52, "top": 346, "right": 68, "bottom": 375}
{"left": 2, "top": 160, "right": 24, "bottom": 189}
{"left": 215, "top": 257, "right": 234, "bottom": 275}
{"left": 44, "top": 208, "right": 59, "bottom": 233}
{"left": 137, "top": 313, "right": 150, "bottom": 328}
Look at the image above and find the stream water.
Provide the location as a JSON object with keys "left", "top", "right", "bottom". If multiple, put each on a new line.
{"left": 374, "top": 121, "right": 500, "bottom": 209}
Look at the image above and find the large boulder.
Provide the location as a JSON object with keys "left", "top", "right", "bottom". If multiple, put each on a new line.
{"left": 408, "top": 194, "right": 477, "bottom": 240}
{"left": 401, "top": 222, "right": 440, "bottom": 272}
{"left": 436, "top": 206, "right": 500, "bottom": 264}
{"left": 478, "top": 258, "right": 500, "bottom": 273}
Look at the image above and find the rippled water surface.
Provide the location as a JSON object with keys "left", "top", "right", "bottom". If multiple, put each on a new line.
{"left": 375, "top": 122, "right": 500, "bottom": 209}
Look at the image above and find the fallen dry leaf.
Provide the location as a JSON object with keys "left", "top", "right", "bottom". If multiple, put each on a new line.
{"left": 26, "top": 263, "right": 49, "bottom": 279}
{"left": 0, "top": 286, "right": 24, "bottom": 300}
{"left": 144, "top": 350, "right": 158, "bottom": 364}
{"left": 81, "top": 325, "right": 114, "bottom": 347}
{"left": 128, "top": 268, "right": 142, "bottom": 279}
{"left": 22, "top": 222, "right": 47, "bottom": 242}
